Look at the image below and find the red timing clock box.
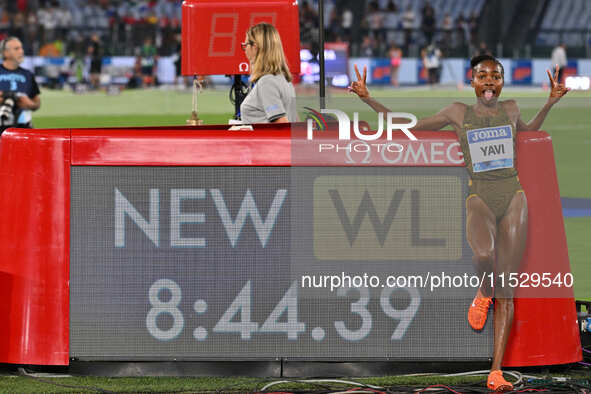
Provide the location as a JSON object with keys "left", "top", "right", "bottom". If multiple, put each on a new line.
{"left": 182, "top": 0, "right": 301, "bottom": 77}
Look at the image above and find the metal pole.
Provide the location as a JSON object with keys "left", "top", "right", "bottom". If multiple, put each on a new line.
{"left": 318, "top": 0, "right": 326, "bottom": 109}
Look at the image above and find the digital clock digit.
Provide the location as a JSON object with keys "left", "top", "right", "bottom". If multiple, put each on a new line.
{"left": 146, "top": 279, "right": 184, "bottom": 341}
{"left": 145, "top": 279, "right": 421, "bottom": 343}
{"left": 208, "top": 13, "right": 239, "bottom": 57}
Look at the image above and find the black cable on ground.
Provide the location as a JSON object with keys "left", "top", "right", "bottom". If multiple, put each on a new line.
{"left": 17, "top": 367, "right": 116, "bottom": 394}
{"left": 255, "top": 377, "right": 346, "bottom": 393}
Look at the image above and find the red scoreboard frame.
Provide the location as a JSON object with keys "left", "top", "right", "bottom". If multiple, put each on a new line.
{"left": 181, "top": 0, "right": 301, "bottom": 76}
{"left": 0, "top": 125, "right": 582, "bottom": 366}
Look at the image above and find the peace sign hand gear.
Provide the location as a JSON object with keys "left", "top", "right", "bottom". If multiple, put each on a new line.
{"left": 348, "top": 64, "right": 370, "bottom": 99}
{"left": 547, "top": 64, "right": 570, "bottom": 105}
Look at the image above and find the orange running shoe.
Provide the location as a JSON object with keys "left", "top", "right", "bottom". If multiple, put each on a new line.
{"left": 467, "top": 289, "right": 492, "bottom": 330}
{"left": 487, "top": 370, "right": 513, "bottom": 392}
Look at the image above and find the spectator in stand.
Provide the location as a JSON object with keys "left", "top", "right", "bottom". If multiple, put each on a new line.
{"left": 69, "top": 1, "right": 84, "bottom": 28}
{"left": 155, "top": 0, "right": 176, "bottom": 21}
{"left": 456, "top": 13, "right": 469, "bottom": 50}
{"left": 35, "top": 6, "right": 47, "bottom": 42}
{"left": 322, "top": 0, "right": 334, "bottom": 33}
{"left": 16, "top": 0, "right": 27, "bottom": 12}
{"left": 401, "top": 5, "right": 416, "bottom": 51}
{"left": 172, "top": 33, "right": 189, "bottom": 88}
{"left": 386, "top": 0, "right": 397, "bottom": 13}
{"left": 341, "top": 8, "right": 353, "bottom": 42}
{"left": 88, "top": 33, "right": 103, "bottom": 90}
{"left": 26, "top": 0, "right": 42, "bottom": 11}
{"left": 441, "top": 13, "right": 453, "bottom": 47}
{"left": 56, "top": 5, "right": 72, "bottom": 41}
{"left": 366, "top": 1, "right": 384, "bottom": 41}
{"left": 69, "top": 48, "right": 87, "bottom": 90}
{"left": 382, "top": 1, "right": 398, "bottom": 44}
{"left": 421, "top": 6, "right": 436, "bottom": 45}
{"left": 0, "top": 7, "right": 9, "bottom": 31}
{"left": 167, "top": 0, "right": 182, "bottom": 29}
{"left": 420, "top": 0, "right": 436, "bottom": 45}
{"left": 468, "top": 11, "right": 479, "bottom": 47}
{"left": 140, "top": 37, "right": 158, "bottom": 86}
{"left": 24, "top": 11, "right": 38, "bottom": 54}
{"left": 95, "top": 1, "right": 110, "bottom": 31}
{"left": 476, "top": 41, "right": 492, "bottom": 57}
{"left": 327, "top": 8, "right": 342, "bottom": 42}
{"left": 6, "top": 1, "right": 17, "bottom": 13}
{"left": 127, "top": 55, "right": 143, "bottom": 89}
{"left": 82, "top": 1, "right": 99, "bottom": 29}
{"left": 12, "top": 11, "right": 26, "bottom": 40}
{"left": 421, "top": 1, "right": 435, "bottom": 20}
{"left": 42, "top": 1, "right": 59, "bottom": 43}
{"left": 115, "top": 1, "right": 133, "bottom": 47}
{"left": 155, "top": 0, "right": 177, "bottom": 50}
{"left": 360, "top": 34, "right": 377, "bottom": 57}
{"left": 299, "top": 1, "right": 318, "bottom": 47}
{"left": 422, "top": 43, "right": 442, "bottom": 85}
{"left": 551, "top": 43, "right": 567, "bottom": 84}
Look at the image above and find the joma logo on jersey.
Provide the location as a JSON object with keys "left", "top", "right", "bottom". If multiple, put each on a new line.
{"left": 313, "top": 176, "right": 463, "bottom": 261}
{"left": 468, "top": 126, "right": 511, "bottom": 143}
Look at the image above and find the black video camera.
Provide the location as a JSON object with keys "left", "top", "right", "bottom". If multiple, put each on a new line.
{"left": 1, "top": 91, "right": 16, "bottom": 103}
{"left": 0, "top": 91, "right": 17, "bottom": 126}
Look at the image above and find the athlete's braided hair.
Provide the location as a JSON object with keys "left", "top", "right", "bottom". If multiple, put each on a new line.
{"left": 470, "top": 54, "right": 504, "bottom": 77}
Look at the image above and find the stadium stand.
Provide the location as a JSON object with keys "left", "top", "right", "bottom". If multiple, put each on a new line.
{"left": 0, "top": 0, "right": 182, "bottom": 56}
{"left": 301, "top": 0, "right": 486, "bottom": 57}
{"left": 0, "top": 0, "right": 588, "bottom": 88}
{"left": 537, "top": 0, "right": 591, "bottom": 47}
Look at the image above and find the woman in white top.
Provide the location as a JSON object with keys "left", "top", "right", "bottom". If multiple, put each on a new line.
{"left": 240, "top": 23, "right": 298, "bottom": 124}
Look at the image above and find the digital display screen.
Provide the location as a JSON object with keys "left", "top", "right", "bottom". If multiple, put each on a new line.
{"left": 182, "top": 1, "right": 300, "bottom": 76}
{"left": 300, "top": 43, "right": 349, "bottom": 86}
{"left": 70, "top": 166, "right": 492, "bottom": 360}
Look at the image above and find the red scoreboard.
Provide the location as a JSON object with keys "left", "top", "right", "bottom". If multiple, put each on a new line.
{"left": 181, "top": 0, "right": 301, "bottom": 76}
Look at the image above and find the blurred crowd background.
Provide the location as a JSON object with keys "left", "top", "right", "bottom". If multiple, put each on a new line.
{"left": 300, "top": 0, "right": 591, "bottom": 58}
{"left": 0, "top": 0, "right": 589, "bottom": 59}
{"left": 0, "top": 0, "right": 181, "bottom": 57}
{"left": 0, "top": 0, "right": 589, "bottom": 89}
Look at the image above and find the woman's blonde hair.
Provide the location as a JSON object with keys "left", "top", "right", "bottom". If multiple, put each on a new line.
{"left": 246, "top": 23, "right": 292, "bottom": 83}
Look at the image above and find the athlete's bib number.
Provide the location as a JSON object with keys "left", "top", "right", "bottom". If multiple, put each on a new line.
{"left": 467, "top": 125, "right": 514, "bottom": 173}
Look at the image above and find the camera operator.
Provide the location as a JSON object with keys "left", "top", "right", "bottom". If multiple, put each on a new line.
{"left": 0, "top": 37, "right": 41, "bottom": 134}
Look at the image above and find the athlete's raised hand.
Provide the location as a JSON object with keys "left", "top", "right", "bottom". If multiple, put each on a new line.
{"left": 348, "top": 64, "right": 370, "bottom": 99}
{"left": 547, "top": 64, "right": 570, "bottom": 105}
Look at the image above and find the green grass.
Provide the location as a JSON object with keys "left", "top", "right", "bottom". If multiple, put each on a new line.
{"left": 35, "top": 88, "right": 232, "bottom": 128}
{"left": 0, "top": 375, "right": 266, "bottom": 393}
{"left": 565, "top": 217, "right": 591, "bottom": 299}
{"left": 1, "top": 373, "right": 589, "bottom": 393}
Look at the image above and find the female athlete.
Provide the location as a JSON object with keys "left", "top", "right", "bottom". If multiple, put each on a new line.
{"left": 348, "top": 55, "right": 569, "bottom": 391}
